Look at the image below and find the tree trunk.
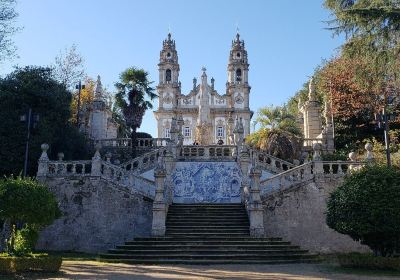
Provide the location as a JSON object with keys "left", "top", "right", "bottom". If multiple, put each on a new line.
{"left": 9, "top": 222, "right": 16, "bottom": 254}
{"left": 131, "top": 126, "right": 138, "bottom": 158}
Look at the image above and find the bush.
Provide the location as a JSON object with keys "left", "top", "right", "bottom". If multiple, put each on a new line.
{"left": 326, "top": 164, "right": 400, "bottom": 256}
{"left": 338, "top": 253, "right": 400, "bottom": 271}
{"left": 0, "top": 176, "right": 61, "bottom": 255}
{"left": 14, "top": 225, "right": 39, "bottom": 256}
{"left": 0, "top": 254, "right": 62, "bottom": 273}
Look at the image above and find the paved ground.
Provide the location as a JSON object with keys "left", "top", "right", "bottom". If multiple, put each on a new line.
{"left": 5, "top": 261, "right": 400, "bottom": 280}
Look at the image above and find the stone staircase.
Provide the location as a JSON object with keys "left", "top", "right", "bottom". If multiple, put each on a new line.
{"left": 100, "top": 204, "right": 317, "bottom": 264}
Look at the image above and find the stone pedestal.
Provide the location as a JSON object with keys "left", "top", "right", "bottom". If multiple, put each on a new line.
{"left": 248, "top": 166, "right": 265, "bottom": 237}
{"left": 151, "top": 168, "right": 167, "bottom": 236}
{"left": 37, "top": 144, "right": 49, "bottom": 179}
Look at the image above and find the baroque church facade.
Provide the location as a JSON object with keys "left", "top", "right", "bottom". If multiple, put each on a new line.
{"left": 154, "top": 33, "right": 253, "bottom": 145}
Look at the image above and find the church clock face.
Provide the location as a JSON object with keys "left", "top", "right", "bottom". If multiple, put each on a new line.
{"left": 235, "top": 93, "right": 244, "bottom": 104}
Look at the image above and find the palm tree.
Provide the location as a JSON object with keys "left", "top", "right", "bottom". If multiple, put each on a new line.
{"left": 114, "top": 67, "right": 157, "bottom": 156}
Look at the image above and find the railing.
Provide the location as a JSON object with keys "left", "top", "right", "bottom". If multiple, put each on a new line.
{"left": 260, "top": 160, "right": 365, "bottom": 196}
{"left": 47, "top": 161, "right": 92, "bottom": 176}
{"left": 178, "top": 145, "right": 237, "bottom": 161}
{"left": 320, "top": 161, "right": 364, "bottom": 176}
{"left": 94, "top": 138, "right": 169, "bottom": 149}
{"left": 252, "top": 150, "right": 295, "bottom": 174}
{"left": 260, "top": 162, "right": 313, "bottom": 196}
{"left": 120, "top": 147, "right": 167, "bottom": 174}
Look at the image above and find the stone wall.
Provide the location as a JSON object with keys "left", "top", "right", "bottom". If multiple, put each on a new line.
{"left": 262, "top": 176, "right": 370, "bottom": 254}
{"left": 36, "top": 177, "right": 153, "bottom": 253}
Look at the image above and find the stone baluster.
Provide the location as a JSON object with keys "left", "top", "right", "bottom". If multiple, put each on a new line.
{"left": 37, "top": 143, "right": 50, "bottom": 178}
{"left": 248, "top": 165, "right": 265, "bottom": 237}
{"left": 151, "top": 162, "right": 167, "bottom": 236}
{"left": 91, "top": 144, "right": 102, "bottom": 176}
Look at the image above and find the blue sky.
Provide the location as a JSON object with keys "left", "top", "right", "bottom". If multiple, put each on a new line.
{"left": 1, "top": 0, "right": 343, "bottom": 137}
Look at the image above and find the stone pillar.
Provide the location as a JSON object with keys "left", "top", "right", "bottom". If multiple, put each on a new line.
{"left": 239, "top": 147, "right": 250, "bottom": 204}
{"left": 248, "top": 166, "right": 265, "bottom": 237}
{"left": 151, "top": 166, "right": 167, "bottom": 236}
{"left": 91, "top": 144, "right": 102, "bottom": 176}
{"left": 37, "top": 143, "right": 49, "bottom": 178}
{"left": 313, "top": 143, "right": 324, "bottom": 174}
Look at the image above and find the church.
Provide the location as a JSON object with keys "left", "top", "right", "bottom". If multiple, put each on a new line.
{"left": 154, "top": 33, "right": 253, "bottom": 145}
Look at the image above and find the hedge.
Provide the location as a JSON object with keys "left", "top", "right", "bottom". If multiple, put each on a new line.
{"left": 338, "top": 253, "right": 400, "bottom": 271}
{"left": 0, "top": 254, "right": 62, "bottom": 273}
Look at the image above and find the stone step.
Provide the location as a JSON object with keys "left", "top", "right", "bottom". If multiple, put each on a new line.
{"left": 109, "top": 249, "right": 309, "bottom": 255}
{"left": 116, "top": 244, "right": 300, "bottom": 250}
{"left": 166, "top": 215, "right": 248, "bottom": 219}
{"left": 98, "top": 258, "right": 318, "bottom": 265}
{"left": 171, "top": 203, "right": 243, "bottom": 207}
{"left": 101, "top": 253, "right": 317, "bottom": 260}
{"left": 131, "top": 237, "right": 284, "bottom": 242}
{"left": 165, "top": 225, "right": 250, "bottom": 229}
{"left": 166, "top": 222, "right": 250, "bottom": 227}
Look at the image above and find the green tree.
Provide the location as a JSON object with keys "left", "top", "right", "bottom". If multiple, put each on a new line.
{"left": 326, "top": 164, "right": 400, "bottom": 257}
{"left": 247, "top": 105, "right": 302, "bottom": 161}
{"left": 0, "top": 66, "right": 91, "bottom": 176}
{"left": 114, "top": 67, "right": 157, "bottom": 156}
{"left": 0, "top": 0, "right": 19, "bottom": 62}
{"left": 0, "top": 176, "right": 61, "bottom": 255}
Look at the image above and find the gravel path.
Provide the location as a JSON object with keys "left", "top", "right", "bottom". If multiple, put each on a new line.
{"left": 14, "top": 260, "right": 397, "bottom": 280}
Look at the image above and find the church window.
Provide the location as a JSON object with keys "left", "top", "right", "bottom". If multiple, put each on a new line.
{"left": 166, "top": 69, "right": 172, "bottom": 82}
{"left": 184, "top": 127, "right": 191, "bottom": 137}
{"left": 236, "top": 69, "right": 242, "bottom": 82}
{"left": 166, "top": 52, "right": 171, "bottom": 58}
{"left": 236, "top": 52, "right": 241, "bottom": 58}
{"left": 217, "top": 126, "right": 224, "bottom": 138}
{"left": 164, "top": 128, "right": 170, "bottom": 138}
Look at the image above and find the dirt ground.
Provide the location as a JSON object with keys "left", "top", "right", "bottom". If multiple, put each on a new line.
{"left": 4, "top": 260, "right": 400, "bottom": 280}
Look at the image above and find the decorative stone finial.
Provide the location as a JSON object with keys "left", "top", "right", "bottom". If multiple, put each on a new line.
{"left": 57, "top": 152, "right": 64, "bottom": 161}
{"left": 312, "top": 143, "right": 322, "bottom": 161}
{"left": 192, "top": 77, "right": 197, "bottom": 90}
{"left": 308, "top": 76, "right": 316, "bottom": 101}
{"left": 105, "top": 152, "right": 112, "bottom": 162}
{"left": 93, "top": 143, "right": 102, "bottom": 160}
{"left": 211, "top": 77, "right": 215, "bottom": 90}
{"left": 94, "top": 75, "right": 103, "bottom": 99}
{"left": 348, "top": 152, "right": 357, "bottom": 161}
{"left": 365, "top": 143, "right": 374, "bottom": 162}
{"left": 39, "top": 143, "right": 49, "bottom": 161}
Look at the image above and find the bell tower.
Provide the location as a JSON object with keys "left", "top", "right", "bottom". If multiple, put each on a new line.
{"left": 157, "top": 33, "right": 181, "bottom": 110}
{"left": 227, "top": 33, "right": 252, "bottom": 136}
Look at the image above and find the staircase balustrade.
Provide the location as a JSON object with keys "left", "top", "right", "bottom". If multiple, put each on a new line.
{"left": 178, "top": 145, "right": 237, "bottom": 160}
{"left": 47, "top": 160, "right": 92, "bottom": 176}
{"left": 251, "top": 150, "right": 295, "bottom": 173}
{"left": 260, "top": 160, "right": 365, "bottom": 196}
{"left": 120, "top": 147, "right": 167, "bottom": 173}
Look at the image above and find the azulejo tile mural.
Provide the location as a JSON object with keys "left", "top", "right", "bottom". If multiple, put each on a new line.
{"left": 172, "top": 161, "right": 242, "bottom": 203}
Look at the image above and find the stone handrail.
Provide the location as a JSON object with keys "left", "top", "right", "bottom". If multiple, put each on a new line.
{"left": 178, "top": 145, "right": 237, "bottom": 161}
{"left": 100, "top": 161, "right": 155, "bottom": 198}
{"left": 251, "top": 150, "right": 295, "bottom": 173}
{"left": 120, "top": 147, "right": 167, "bottom": 174}
{"left": 260, "top": 162, "right": 313, "bottom": 196}
{"left": 47, "top": 160, "right": 92, "bottom": 177}
{"left": 260, "top": 160, "right": 365, "bottom": 196}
